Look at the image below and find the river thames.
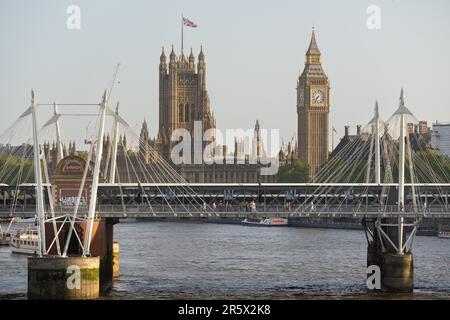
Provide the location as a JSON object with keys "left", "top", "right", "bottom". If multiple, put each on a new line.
{"left": 1, "top": 221, "right": 449, "bottom": 299}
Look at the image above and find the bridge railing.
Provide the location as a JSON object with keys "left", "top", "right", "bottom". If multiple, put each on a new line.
{"left": 1, "top": 203, "right": 449, "bottom": 217}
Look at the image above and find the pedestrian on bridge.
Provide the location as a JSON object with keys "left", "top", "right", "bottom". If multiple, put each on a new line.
{"left": 250, "top": 200, "right": 256, "bottom": 213}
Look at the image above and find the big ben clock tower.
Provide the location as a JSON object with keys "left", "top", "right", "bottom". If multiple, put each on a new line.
{"left": 297, "top": 28, "right": 330, "bottom": 179}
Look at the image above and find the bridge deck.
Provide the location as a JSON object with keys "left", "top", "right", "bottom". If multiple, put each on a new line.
{"left": 1, "top": 204, "right": 449, "bottom": 219}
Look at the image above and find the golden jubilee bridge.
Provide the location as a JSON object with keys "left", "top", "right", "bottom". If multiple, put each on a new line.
{"left": 1, "top": 89, "right": 449, "bottom": 298}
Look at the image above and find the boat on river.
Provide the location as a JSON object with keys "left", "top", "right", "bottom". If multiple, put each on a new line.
{"left": 437, "top": 224, "right": 450, "bottom": 239}
{"left": 241, "top": 217, "right": 288, "bottom": 226}
{"left": 10, "top": 226, "right": 39, "bottom": 255}
{"left": 438, "top": 230, "right": 450, "bottom": 239}
{"left": 0, "top": 231, "right": 10, "bottom": 245}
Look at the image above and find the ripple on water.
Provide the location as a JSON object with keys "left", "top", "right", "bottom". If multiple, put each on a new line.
{"left": 1, "top": 222, "right": 450, "bottom": 300}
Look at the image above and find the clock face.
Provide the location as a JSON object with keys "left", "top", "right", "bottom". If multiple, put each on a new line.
{"left": 312, "top": 90, "right": 325, "bottom": 103}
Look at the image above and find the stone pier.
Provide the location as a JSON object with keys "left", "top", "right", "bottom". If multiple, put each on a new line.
{"left": 28, "top": 218, "right": 119, "bottom": 299}
{"left": 28, "top": 256, "right": 100, "bottom": 300}
{"left": 364, "top": 216, "right": 414, "bottom": 293}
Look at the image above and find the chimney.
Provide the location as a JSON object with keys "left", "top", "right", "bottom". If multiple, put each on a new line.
{"left": 344, "top": 125, "right": 349, "bottom": 137}
{"left": 356, "top": 125, "right": 361, "bottom": 136}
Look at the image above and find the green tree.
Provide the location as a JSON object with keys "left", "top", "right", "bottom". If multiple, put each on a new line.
{"left": 277, "top": 159, "right": 309, "bottom": 182}
{"left": 0, "top": 154, "right": 34, "bottom": 185}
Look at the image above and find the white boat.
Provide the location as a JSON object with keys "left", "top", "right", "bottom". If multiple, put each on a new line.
{"left": 13, "top": 217, "right": 36, "bottom": 224}
{"left": 438, "top": 230, "right": 450, "bottom": 239}
{"left": 0, "top": 231, "right": 10, "bottom": 245}
{"left": 1, "top": 218, "right": 14, "bottom": 245}
{"left": 10, "top": 227, "right": 40, "bottom": 255}
{"left": 241, "top": 217, "right": 288, "bottom": 226}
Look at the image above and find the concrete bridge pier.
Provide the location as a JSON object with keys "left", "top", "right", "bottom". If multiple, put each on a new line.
{"left": 379, "top": 218, "right": 414, "bottom": 293}
{"left": 27, "top": 218, "right": 119, "bottom": 299}
{"left": 113, "top": 241, "right": 120, "bottom": 278}
{"left": 380, "top": 251, "right": 413, "bottom": 292}
{"left": 84, "top": 218, "right": 119, "bottom": 293}
{"left": 363, "top": 217, "right": 414, "bottom": 293}
{"left": 28, "top": 256, "right": 100, "bottom": 299}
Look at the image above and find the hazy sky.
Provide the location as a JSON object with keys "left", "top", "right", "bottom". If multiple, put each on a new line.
{"left": 1, "top": 0, "right": 450, "bottom": 150}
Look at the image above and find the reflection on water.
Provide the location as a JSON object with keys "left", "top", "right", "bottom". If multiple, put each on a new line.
{"left": 1, "top": 221, "right": 449, "bottom": 299}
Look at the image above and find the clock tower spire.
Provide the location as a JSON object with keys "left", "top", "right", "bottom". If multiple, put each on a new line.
{"left": 306, "top": 27, "right": 321, "bottom": 64}
{"left": 297, "top": 27, "right": 330, "bottom": 179}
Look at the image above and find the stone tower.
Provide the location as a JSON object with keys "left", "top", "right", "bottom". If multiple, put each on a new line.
{"left": 253, "top": 120, "right": 264, "bottom": 161}
{"left": 157, "top": 46, "right": 216, "bottom": 161}
{"left": 297, "top": 28, "right": 330, "bottom": 178}
{"left": 139, "top": 119, "right": 151, "bottom": 163}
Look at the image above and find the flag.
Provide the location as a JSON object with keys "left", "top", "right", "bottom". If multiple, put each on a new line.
{"left": 183, "top": 17, "right": 197, "bottom": 28}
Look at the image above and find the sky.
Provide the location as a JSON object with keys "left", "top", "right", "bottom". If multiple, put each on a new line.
{"left": 1, "top": 0, "right": 450, "bottom": 151}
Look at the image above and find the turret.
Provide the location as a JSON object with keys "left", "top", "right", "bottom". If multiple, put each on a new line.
{"left": 254, "top": 120, "right": 262, "bottom": 159}
{"left": 198, "top": 45, "right": 205, "bottom": 69}
{"left": 139, "top": 119, "right": 150, "bottom": 162}
{"left": 189, "top": 48, "right": 195, "bottom": 70}
{"left": 169, "top": 45, "right": 176, "bottom": 70}
{"left": 180, "top": 48, "right": 186, "bottom": 63}
{"left": 159, "top": 47, "right": 167, "bottom": 74}
{"left": 118, "top": 135, "right": 123, "bottom": 150}
{"left": 198, "top": 46, "right": 206, "bottom": 89}
{"left": 255, "top": 119, "right": 260, "bottom": 132}
{"left": 122, "top": 135, "right": 127, "bottom": 150}
{"left": 140, "top": 119, "right": 149, "bottom": 141}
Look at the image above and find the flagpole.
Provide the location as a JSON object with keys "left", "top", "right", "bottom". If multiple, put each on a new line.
{"left": 181, "top": 13, "right": 184, "bottom": 51}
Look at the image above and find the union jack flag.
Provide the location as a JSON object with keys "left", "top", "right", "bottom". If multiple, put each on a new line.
{"left": 183, "top": 17, "right": 197, "bottom": 28}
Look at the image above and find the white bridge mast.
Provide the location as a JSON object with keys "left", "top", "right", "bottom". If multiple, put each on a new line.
{"left": 31, "top": 90, "right": 46, "bottom": 256}
{"left": 109, "top": 102, "right": 120, "bottom": 183}
{"left": 374, "top": 101, "right": 381, "bottom": 185}
{"left": 84, "top": 90, "right": 108, "bottom": 257}
{"left": 398, "top": 89, "right": 406, "bottom": 254}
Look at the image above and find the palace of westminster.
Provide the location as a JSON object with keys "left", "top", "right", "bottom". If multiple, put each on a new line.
{"left": 37, "top": 29, "right": 429, "bottom": 183}
{"left": 37, "top": 29, "right": 336, "bottom": 183}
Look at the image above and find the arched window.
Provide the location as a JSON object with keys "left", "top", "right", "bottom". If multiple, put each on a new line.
{"left": 184, "top": 103, "right": 190, "bottom": 123}
{"left": 178, "top": 103, "right": 184, "bottom": 123}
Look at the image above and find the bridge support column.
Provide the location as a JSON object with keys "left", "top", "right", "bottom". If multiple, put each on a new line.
{"left": 28, "top": 219, "right": 119, "bottom": 299}
{"left": 98, "top": 218, "right": 117, "bottom": 293}
{"left": 380, "top": 252, "right": 413, "bottom": 292}
{"left": 378, "top": 218, "right": 414, "bottom": 293}
{"left": 28, "top": 256, "right": 100, "bottom": 300}
{"left": 363, "top": 217, "right": 414, "bottom": 293}
{"left": 363, "top": 218, "right": 381, "bottom": 288}
{"left": 113, "top": 241, "right": 120, "bottom": 278}
{"left": 367, "top": 241, "right": 380, "bottom": 270}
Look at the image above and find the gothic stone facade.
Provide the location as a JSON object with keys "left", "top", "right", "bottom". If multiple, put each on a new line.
{"left": 152, "top": 46, "right": 275, "bottom": 183}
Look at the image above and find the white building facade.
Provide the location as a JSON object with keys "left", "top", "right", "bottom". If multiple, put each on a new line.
{"left": 432, "top": 122, "right": 450, "bottom": 157}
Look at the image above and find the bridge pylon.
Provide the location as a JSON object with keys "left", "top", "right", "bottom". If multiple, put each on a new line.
{"left": 363, "top": 89, "right": 422, "bottom": 293}
{"left": 22, "top": 90, "right": 120, "bottom": 299}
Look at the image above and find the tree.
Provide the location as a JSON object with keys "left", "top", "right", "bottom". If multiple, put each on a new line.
{"left": 277, "top": 159, "right": 309, "bottom": 182}
{"left": 0, "top": 155, "right": 34, "bottom": 185}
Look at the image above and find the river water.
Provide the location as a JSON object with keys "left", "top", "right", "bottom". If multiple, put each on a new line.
{"left": 1, "top": 221, "right": 449, "bottom": 299}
